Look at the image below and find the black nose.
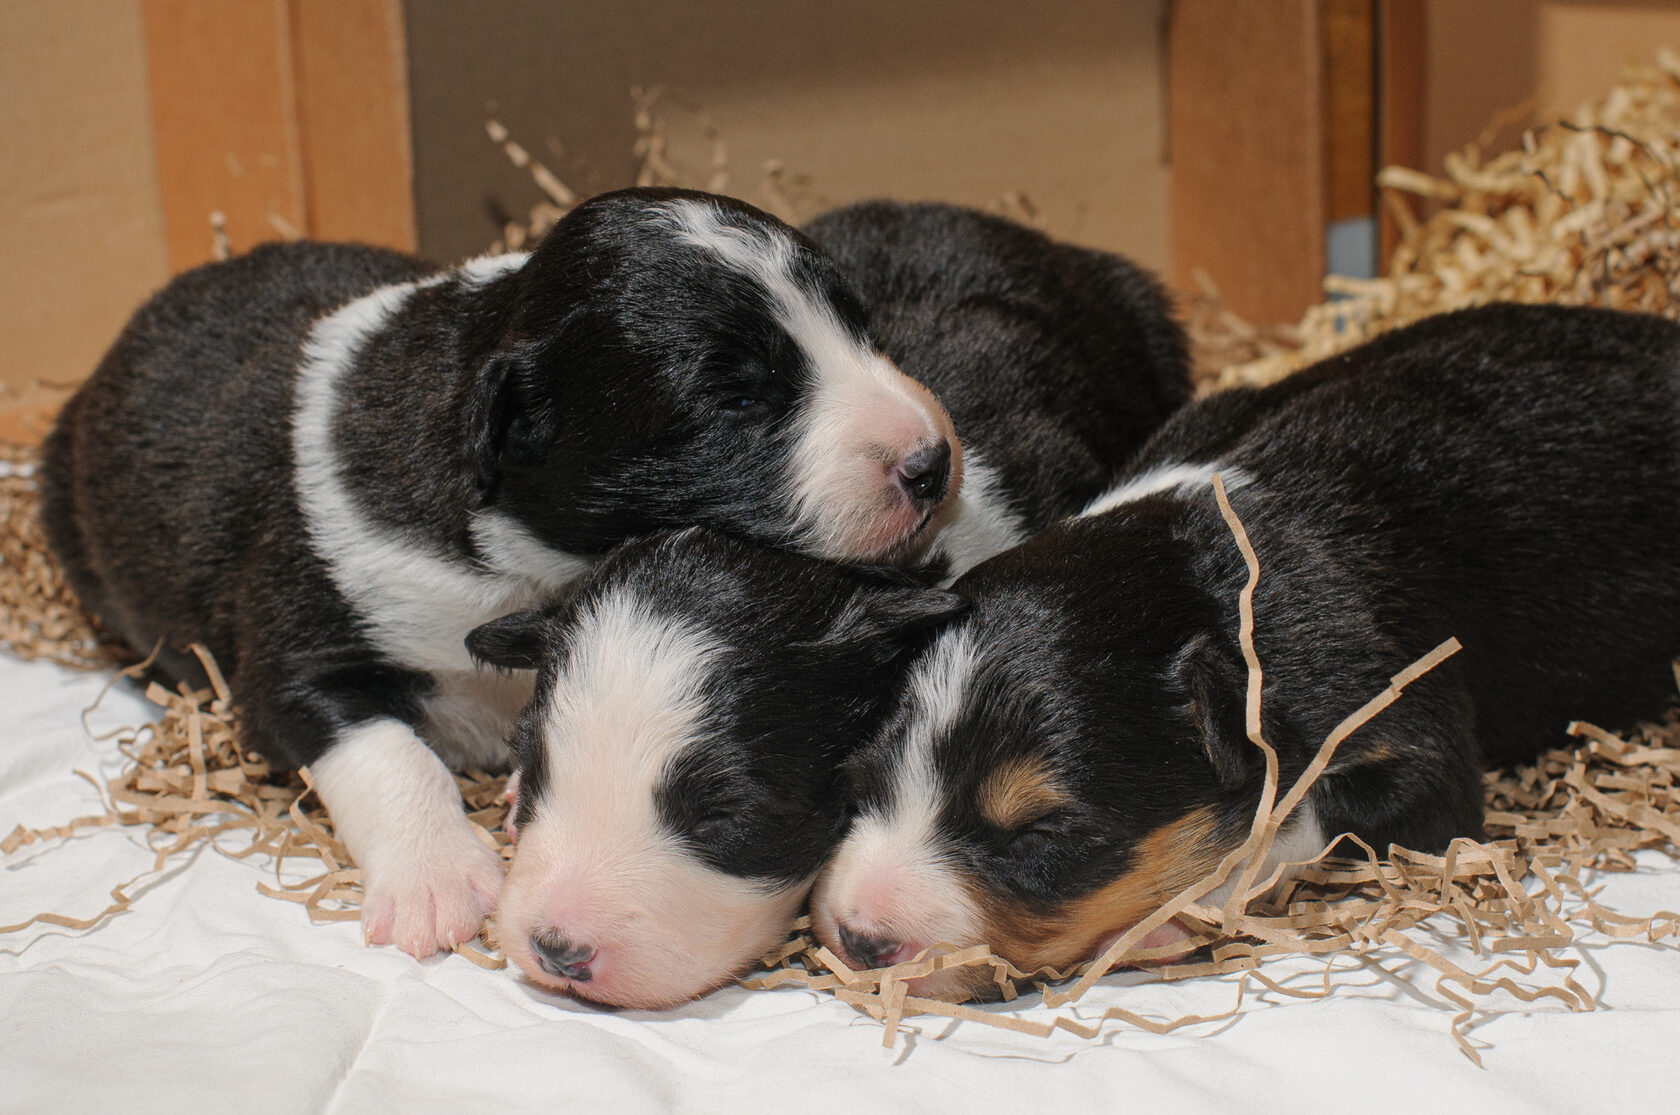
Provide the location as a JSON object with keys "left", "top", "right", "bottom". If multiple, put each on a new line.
{"left": 530, "top": 932, "right": 595, "bottom": 981}
{"left": 895, "top": 441, "right": 951, "bottom": 507}
{"left": 837, "top": 921, "right": 903, "bottom": 970}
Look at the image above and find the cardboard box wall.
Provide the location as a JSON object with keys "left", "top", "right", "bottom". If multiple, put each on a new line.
{"left": 10, "top": 0, "right": 1680, "bottom": 413}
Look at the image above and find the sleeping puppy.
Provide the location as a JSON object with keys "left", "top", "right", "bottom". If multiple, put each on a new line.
{"left": 39, "top": 187, "right": 960, "bottom": 958}
{"left": 811, "top": 302, "right": 1680, "bottom": 1001}
{"left": 803, "top": 201, "right": 1191, "bottom": 580}
{"left": 469, "top": 203, "right": 1192, "bottom": 1006}
{"left": 466, "top": 528, "right": 967, "bottom": 1009}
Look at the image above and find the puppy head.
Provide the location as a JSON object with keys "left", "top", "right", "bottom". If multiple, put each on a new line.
{"left": 471, "top": 188, "right": 961, "bottom": 565}
{"left": 467, "top": 527, "right": 968, "bottom": 1009}
{"left": 811, "top": 516, "right": 1263, "bottom": 1001}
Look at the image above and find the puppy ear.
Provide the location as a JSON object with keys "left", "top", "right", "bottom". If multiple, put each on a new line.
{"left": 805, "top": 583, "right": 971, "bottom": 658}
{"left": 466, "top": 609, "right": 550, "bottom": 671}
{"left": 1171, "top": 632, "right": 1251, "bottom": 787}
{"left": 471, "top": 345, "right": 557, "bottom": 487}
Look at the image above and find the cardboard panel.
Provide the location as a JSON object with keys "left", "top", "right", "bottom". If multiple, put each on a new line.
{"left": 1169, "top": 0, "right": 1326, "bottom": 325}
{"left": 0, "top": 0, "right": 168, "bottom": 402}
{"left": 1537, "top": 2, "right": 1680, "bottom": 115}
{"left": 141, "top": 0, "right": 307, "bottom": 270}
{"left": 403, "top": 0, "right": 1169, "bottom": 271}
{"left": 1421, "top": 0, "right": 1536, "bottom": 173}
{"left": 1379, "top": 0, "right": 1426, "bottom": 264}
{"left": 292, "top": 0, "right": 416, "bottom": 248}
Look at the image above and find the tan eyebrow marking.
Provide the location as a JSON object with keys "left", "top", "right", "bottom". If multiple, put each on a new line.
{"left": 976, "top": 756, "right": 1071, "bottom": 831}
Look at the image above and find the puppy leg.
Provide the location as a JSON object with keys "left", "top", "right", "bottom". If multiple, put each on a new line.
{"left": 309, "top": 718, "right": 505, "bottom": 957}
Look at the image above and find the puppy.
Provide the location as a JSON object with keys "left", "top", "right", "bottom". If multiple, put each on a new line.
{"left": 812, "top": 303, "right": 1680, "bottom": 1001}
{"left": 40, "top": 187, "right": 960, "bottom": 957}
{"left": 803, "top": 201, "right": 1191, "bottom": 580}
{"left": 471, "top": 202, "right": 1192, "bottom": 1005}
{"left": 466, "top": 528, "right": 967, "bottom": 1009}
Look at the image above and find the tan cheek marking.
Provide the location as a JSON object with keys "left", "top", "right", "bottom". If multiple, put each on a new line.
{"left": 974, "top": 806, "right": 1228, "bottom": 975}
{"left": 1336, "top": 738, "right": 1403, "bottom": 767}
{"left": 976, "top": 758, "right": 1071, "bottom": 832}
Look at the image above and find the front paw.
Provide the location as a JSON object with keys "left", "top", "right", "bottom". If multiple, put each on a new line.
{"left": 360, "top": 829, "right": 505, "bottom": 958}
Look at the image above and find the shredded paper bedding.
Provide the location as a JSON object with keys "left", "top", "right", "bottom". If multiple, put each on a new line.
{"left": 7, "top": 63, "right": 1680, "bottom": 1063}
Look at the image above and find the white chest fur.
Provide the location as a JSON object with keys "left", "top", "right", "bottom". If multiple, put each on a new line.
{"left": 291, "top": 268, "right": 587, "bottom": 758}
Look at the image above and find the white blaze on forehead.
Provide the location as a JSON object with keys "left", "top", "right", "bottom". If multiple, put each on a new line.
{"left": 659, "top": 198, "right": 956, "bottom": 560}
{"left": 496, "top": 587, "right": 798, "bottom": 1007}
{"left": 539, "top": 587, "right": 717, "bottom": 834}
{"left": 816, "top": 625, "right": 984, "bottom": 947}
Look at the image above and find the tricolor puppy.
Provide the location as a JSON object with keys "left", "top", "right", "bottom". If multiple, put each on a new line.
{"left": 470, "top": 201, "right": 1192, "bottom": 1006}
{"left": 40, "top": 187, "right": 959, "bottom": 958}
{"left": 466, "top": 528, "right": 966, "bottom": 1009}
{"left": 803, "top": 201, "right": 1191, "bottom": 580}
{"left": 813, "top": 303, "right": 1680, "bottom": 1000}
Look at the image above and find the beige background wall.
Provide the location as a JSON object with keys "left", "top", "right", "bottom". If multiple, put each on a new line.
{"left": 1423, "top": 0, "right": 1680, "bottom": 174}
{"left": 0, "top": 0, "right": 167, "bottom": 410}
{"left": 403, "top": 0, "right": 1171, "bottom": 271}
{"left": 10, "top": 0, "right": 1680, "bottom": 411}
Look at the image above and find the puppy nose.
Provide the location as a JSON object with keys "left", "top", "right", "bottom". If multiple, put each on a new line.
{"left": 837, "top": 921, "right": 906, "bottom": 970}
{"left": 894, "top": 440, "right": 952, "bottom": 507}
{"left": 530, "top": 931, "right": 596, "bottom": 982}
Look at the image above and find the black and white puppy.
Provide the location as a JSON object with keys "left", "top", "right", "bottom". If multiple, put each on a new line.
{"left": 803, "top": 201, "right": 1191, "bottom": 580}
{"left": 40, "top": 187, "right": 961, "bottom": 958}
{"left": 466, "top": 202, "right": 1192, "bottom": 1005}
{"left": 467, "top": 529, "right": 966, "bottom": 1009}
{"left": 813, "top": 303, "right": 1680, "bottom": 1001}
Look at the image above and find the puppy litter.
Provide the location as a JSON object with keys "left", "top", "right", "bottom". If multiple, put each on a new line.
{"left": 7, "top": 65, "right": 1680, "bottom": 1061}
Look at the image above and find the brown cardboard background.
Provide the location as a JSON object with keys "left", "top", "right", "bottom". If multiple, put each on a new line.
{"left": 403, "top": 0, "right": 1171, "bottom": 270}
{"left": 0, "top": 0, "right": 167, "bottom": 405}
{"left": 1423, "top": 1, "right": 1680, "bottom": 176}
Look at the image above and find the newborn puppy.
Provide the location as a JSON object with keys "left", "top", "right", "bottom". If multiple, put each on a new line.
{"left": 471, "top": 201, "right": 1192, "bottom": 1005}
{"left": 813, "top": 303, "right": 1680, "bottom": 1000}
{"left": 466, "top": 528, "right": 966, "bottom": 1009}
{"left": 803, "top": 201, "right": 1191, "bottom": 579}
{"left": 40, "top": 187, "right": 959, "bottom": 957}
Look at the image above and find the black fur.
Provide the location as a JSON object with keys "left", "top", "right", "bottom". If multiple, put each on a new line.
{"left": 40, "top": 242, "right": 438, "bottom": 757}
{"left": 472, "top": 528, "right": 967, "bottom": 885}
{"left": 854, "top": 302, "right": 1680, "bottom": 923}
{"left": 804, "top": 200, "right": 1192, "bottom": 532}
{"left": 41, "top": 188, "right": 898, "bottom": 772}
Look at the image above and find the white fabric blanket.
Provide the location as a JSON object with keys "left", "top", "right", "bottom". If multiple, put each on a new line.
{"left": 4, "top": 655, "right": 1679, "bottom": 1115}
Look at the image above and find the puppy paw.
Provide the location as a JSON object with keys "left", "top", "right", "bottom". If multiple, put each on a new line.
{"left": 360, "top": 829, "right": 505, "bottom": 958}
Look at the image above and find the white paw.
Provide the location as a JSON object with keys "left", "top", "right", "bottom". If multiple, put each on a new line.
{"left": 359, "top": 827, "right": 505, "bottom": 958}
{"left": 307, "top": 719, "right": 510, "bottom": 959}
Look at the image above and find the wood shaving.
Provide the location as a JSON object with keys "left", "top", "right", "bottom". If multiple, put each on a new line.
{"left": 0, "top": 442, "right": 124, "bottom": 669}
{"left": 1189, "top": 50, "right": 1680, "bottom": 391}
{"left": 7, "top": 62, "right": 1680, "bottom": 1063}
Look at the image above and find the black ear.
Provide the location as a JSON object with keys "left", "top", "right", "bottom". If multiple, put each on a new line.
{"left": 806, "top": 582, "right": 971, "bottom": 658}
{"left": 466, "top": 609, "right": 551, "bottom": 671}
{"left": 471, "top": 345, "right": 557, "bottom": 487}
{"left": 1171, "top": 632, "right": 1251, "bottom": 787}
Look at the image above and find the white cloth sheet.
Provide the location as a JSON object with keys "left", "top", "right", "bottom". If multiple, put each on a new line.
{"left": 4, "top": 655, "right": 1680, "bottom": 1114}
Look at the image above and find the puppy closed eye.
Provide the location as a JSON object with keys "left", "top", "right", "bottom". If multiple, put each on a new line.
{"left": 688, "top": 810, "right": 745, "bottom": 846}
{"left": 716, "top": 393, "right": 771, "bottom": 418}
{"left": 1008, "top": 827, "right": 1054, "bottom": 859}
{"left": 1004, "top": 817, "right": 1062, "bottom": 860}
